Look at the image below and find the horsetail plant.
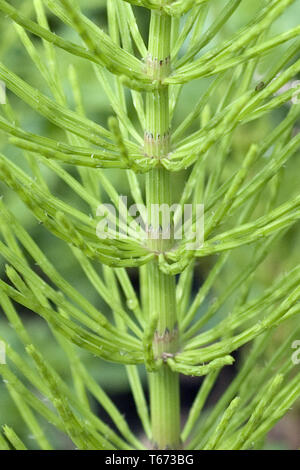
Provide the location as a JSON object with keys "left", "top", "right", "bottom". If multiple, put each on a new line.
{"left": 0, "top": 0, "right": 299, "bottom": 451}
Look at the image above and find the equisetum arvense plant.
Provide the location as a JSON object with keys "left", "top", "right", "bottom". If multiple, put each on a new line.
{"left": 0, "top": 0, "right": 300, "bottom": 451}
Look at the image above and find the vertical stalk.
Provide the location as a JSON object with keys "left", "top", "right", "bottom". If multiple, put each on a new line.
{"left": 144, "top": 11, "right": 181, "bottom": 449}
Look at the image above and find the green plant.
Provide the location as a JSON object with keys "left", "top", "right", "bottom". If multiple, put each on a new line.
{"left": 0, "top": 0, "right": 300, "bottom": 450}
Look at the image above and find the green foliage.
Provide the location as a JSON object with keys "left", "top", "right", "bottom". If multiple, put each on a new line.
{"left": 0, "top": 0, "right": 299, "bottom": 450}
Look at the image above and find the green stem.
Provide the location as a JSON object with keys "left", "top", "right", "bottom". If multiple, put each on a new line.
{"left": 144, "top": 11, "right": 181, "bottom": 450}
